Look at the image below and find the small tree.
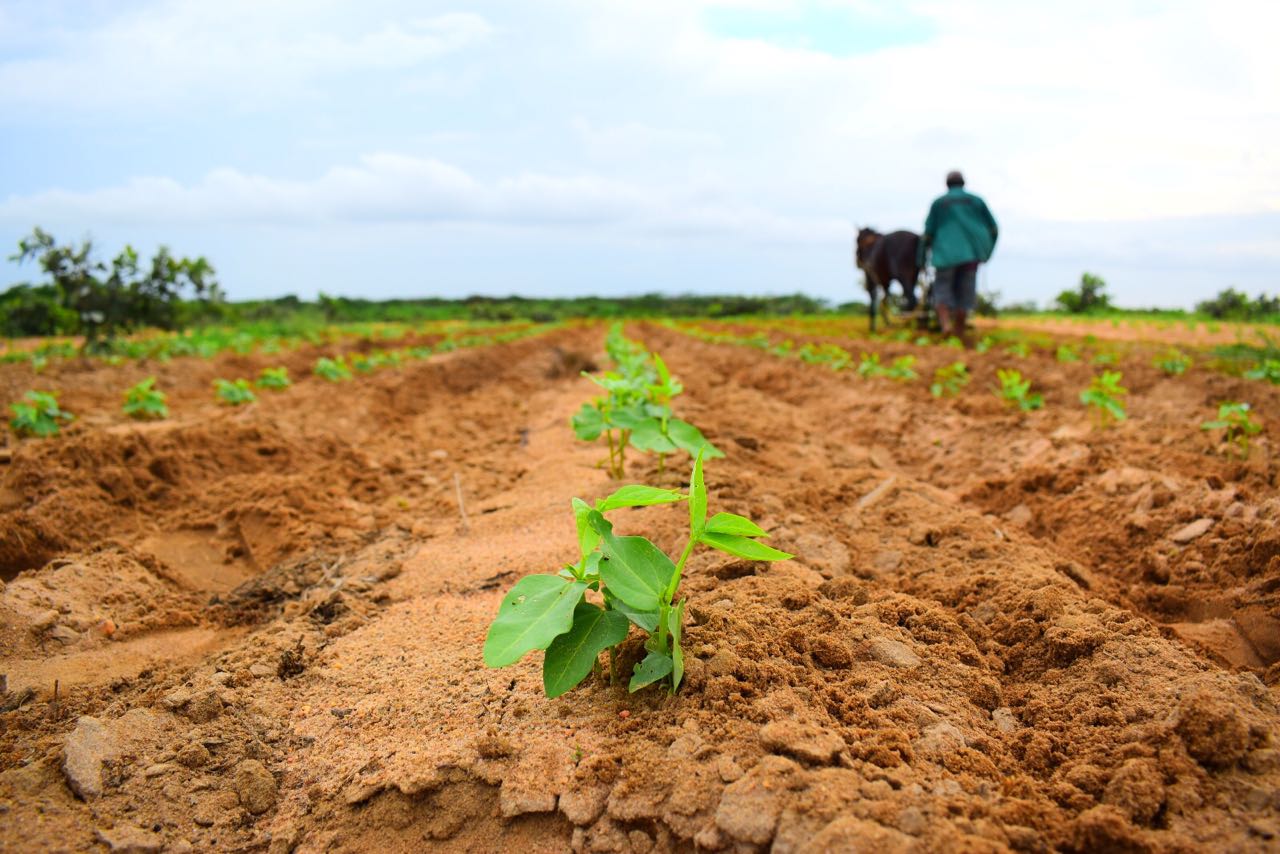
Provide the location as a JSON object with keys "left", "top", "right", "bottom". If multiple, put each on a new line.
{"left": 10, "top": 228, "right": 219, "bottom": 352}
{"left": 1055, "top": 272, "right": 1111, "bottom": 314}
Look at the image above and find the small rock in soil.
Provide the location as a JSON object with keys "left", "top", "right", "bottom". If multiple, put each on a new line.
{"left": 177, "top": 742, "right": 212, "bottom": 768}
{"left": 95, "top": 823, "right": 163, "bottom": 853}
{"left": 1176, "top": 692, "right": 1249, "bottom": 769}
{"left": 63, "top": 716, "right": 119, "bottom": 799}
{"left": 48, "top": 624, "right": 80, "bottom": 643}
{"left": 867, "top": 638, "right": 922, "bottom": 669}
{"left": 559, "top": 785, "right": 608, "bottom": 826}
{"left": 759, "top": 720, "right": 845, "bottom": 765}
{"left": 233, "top": 759, "right": 277, "bottom": 815}
{"left": 1170, "top": 518, "right": 1213, "bottom": 544}
{"left": 32, "top": 609, "right": 60, "bottom": 632}
{"left": 991, "top": 707, "right": 1019, "bottom": 733}
{"left": 714, "top": 756, "right": 798, "bottom": 845}
{"left": 185, "top": 689, "right": 223, "bottom": 723}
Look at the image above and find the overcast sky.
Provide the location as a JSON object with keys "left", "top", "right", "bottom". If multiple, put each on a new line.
{"left": 1, "top": 0, "right": 1276, "bottom": 308}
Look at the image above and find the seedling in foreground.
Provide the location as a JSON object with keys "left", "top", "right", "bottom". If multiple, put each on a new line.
{"left": 256, "top": 367, "right": 292, "bottom": 390}
{"left": 9, "top": 390, "right": 74, "bottom": 437}
{"left": 930, "top": 362, "right": 970, "bottom": 398}
{"left": 122, "top": 377, "right": 168, "bottom": 420}
{"left": 483, "top": 454, "right": 791, "bottom": 697}
{"left": 1080, "top": 371, "right": 1127, "bottom": 426}
{"left": 995, "top": 369, "right": 1043, "bottom": 412}
{"left": 214, "top": 378, "right": 256, "bottom": 406}
{"left": 857, "top": 353, "right": 886, "bottom": 378}
{"left": 1202, "top": 402, "right": 1262, "bottom": 459}
{"left": 314, "top": 356, "right": 352, "bottom": 382}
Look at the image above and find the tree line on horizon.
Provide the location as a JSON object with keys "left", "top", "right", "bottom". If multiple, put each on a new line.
{"left": 2, "top": 229, "right": 1277, "bottom": 343}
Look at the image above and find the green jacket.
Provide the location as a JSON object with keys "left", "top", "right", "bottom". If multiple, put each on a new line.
{"left": 919, "top": 187, "right": 998, "bottom": 268}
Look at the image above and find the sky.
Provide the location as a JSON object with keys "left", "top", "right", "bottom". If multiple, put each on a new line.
{"left": 0, "top": 0, "right": 1276, "bottom": 309}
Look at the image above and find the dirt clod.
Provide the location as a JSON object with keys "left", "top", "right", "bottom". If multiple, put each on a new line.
{"left": 233, "top": 759, "right": 277, "bottom": 815}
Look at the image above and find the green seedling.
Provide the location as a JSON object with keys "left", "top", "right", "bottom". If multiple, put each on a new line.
{"left": 1056, "top": 345, "right": 1080, "bottom": 363}
{"left": 256, "top": 367, "right": 292, "bottom": 390}
{"left": 1080, "top": 370, "right": 1127, "bottom": 426}
{"left": 122, "top": 377, "right": 168, "bottom": 420}
{"left": 975, "top": 336, "right": 995, "bottom": 354}
{"left": 1202, "top": 402, "right": 1262, "bottom": 459}
{"left": 857, "top": 352, "right": 886, "bottom": 378}
{"left": 930, "top": 362, "right": 970, "bottom": 398}
{"left": 914, "top": 335, "right": 932, "bottom": 347}
{"left": 1004, "top": 341, "right": 1030, "bottom": 358}
{"left": 1154, "top": 351, "right": 1190, "bottom": 377}
{"left": 483, "top": 454, "right": 791, "bottom": 697}
{"left": 1245, "top": 359, "right": 1280, "bottom": 384}
{"left": 314, "top": 356, "right": 352, "bottom": 382}
{"left": 1092, "top": 350, "right": 1119, "bottom": 366}
{"left": 350, "top": 353, "right": 377, "bottom": 374}
{"left": 995, "top": 369, "right": 1043, "bottom": 412}
{"left": 572, "top": 325, "right": 721, "bottom": 479}
{"left": 942, "top": 336, "right": 965, "bottom": 350}
{"left": 9, "top": 390, "right": 74, "bottom": 437}
{"left": 886, "top": 355, "right": 918, "bottom": 381}
{"left": 797, "top": 342, "right": 852, "bottom": 370}
{"left": 214, "top": 378, "right": 256, "bottom": 406}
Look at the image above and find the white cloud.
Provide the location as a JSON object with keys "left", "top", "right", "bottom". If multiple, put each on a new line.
{"left": 0, "top": 3, "right": 491, "bottom": 110}
{"left": 0, "top": 152, "right": 850, "bottom": 243}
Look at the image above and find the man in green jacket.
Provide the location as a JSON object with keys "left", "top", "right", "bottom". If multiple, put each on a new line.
{"left": 919, "top": 171, "right": 998, "bottom": 342}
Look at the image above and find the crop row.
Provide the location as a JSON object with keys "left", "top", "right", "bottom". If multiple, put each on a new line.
{"left": 6, "top": 324, "right": 559, "bottom": 438}
{"left": 0, "top": 318, "right": 546, "bottom": 372}
{"left": 666, "top": 321, "right": 1266, "bottom": 459}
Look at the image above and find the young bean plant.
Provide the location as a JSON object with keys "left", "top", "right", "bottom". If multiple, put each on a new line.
{"left": 1202, "top": 402, "right": 1262, "bottom": 459}
{"left": 857, "top": 353, "right": 886, "bottom": 378}
{"left": 314, "top": 356, "right": 352, "bottom": 382}
{"left": 483, "top": 454, "right": 791, "bottom": 697}
{"left": 1245, "top": 359, "right": 1280, "bottom": 384}
{"left": 214, "top": 378, "right": 256, "bottom": 406}
{"left": 930, "top": 362, "right": 970, "bottom": 398}
{"left": 1056, "top": 345, "right": 1080, "bottom": 363}
{"left": 256, "top": 367, "right": 292, "bottom": 390}
{"left": 1155, "top": 350, "right": 1190, "bottom": 377}
{"left": 572, "top": 325, "right": 721, "bottom": 479}
{"left": 122, "top": 377, "right": 168, "bottom": 420}
{"left": 886, "top": 355, "right": 918, "bottom": 381}
{"left": 995, "top": 369, "right": 1043, "bottom": 412}
{"left": 1080, "top": 371, "right": 1127, "bottom": 426}
{"left": 9, "top": 390, "right": 74, "bottom": 437}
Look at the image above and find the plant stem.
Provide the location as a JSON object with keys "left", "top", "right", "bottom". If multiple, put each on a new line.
{"left": 663, "top": 534, "right": 697, "bottom": 604}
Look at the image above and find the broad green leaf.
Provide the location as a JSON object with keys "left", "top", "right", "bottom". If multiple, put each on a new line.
{"left": 610, "top": 597, "right": 660, "bottom": 632}
{"left": 629, "top": 650, "right": 674, "bottom": 692}
{"left": 542, "top": 603, "right": 630, "bottom": 698}
{"left": 667, "top": 419, "right": 724, "bottom": 458}
{"left": 591, "top": 511, "right": 676, "bottom": 612}
{"left": 669, "top": 599, "right": 685, "bottom": 692}
{"left": 689, "top": 451, "right": 707, "bottom": 534}
{"left": 609, "top": 403, "right": 651, "bottom": 430}
{"left": 483, "top": 575, "right": 587, "bottom": 668}
{"left": 571, "top": 403, "right": 606, "bottom": 441}
{"left": 572, "top": 498, "right": 601, "bottom": 559}
{"left": 699, "top": 532, "right": 793, "bottom": 562}
{"left": 595, "top": 485, "right": 687, "bottom": 513}
{"left": 628, "top": 418, "right": 678, "bottom": 453}
{"left": 704, "top": 512, "right": 768, "bottom": 538}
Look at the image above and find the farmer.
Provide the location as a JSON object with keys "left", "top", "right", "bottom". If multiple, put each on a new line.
{"left": 918, "top": 171, "right": 998, "bottom": 342}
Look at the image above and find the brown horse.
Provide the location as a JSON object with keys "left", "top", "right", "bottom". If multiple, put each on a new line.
{"left": 854, "top": 227, "right": 923, "bottom": 331}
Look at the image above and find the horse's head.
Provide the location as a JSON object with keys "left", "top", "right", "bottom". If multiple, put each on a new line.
{"left": 855, "top": 227, "right": 881, "bottom": 264}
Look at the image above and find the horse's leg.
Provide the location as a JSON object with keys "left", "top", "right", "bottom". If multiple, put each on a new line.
{"left": 866, "top": 274, "right": 878, "bottom": 333}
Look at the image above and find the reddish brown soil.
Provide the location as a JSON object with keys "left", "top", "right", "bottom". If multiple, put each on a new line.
{"left": 1, "top": 322, "right": 1278, "bottom": 852}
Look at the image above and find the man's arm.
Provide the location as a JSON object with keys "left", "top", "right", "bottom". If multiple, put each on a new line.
{"left": 918, "top": 199, "right": 940, "bottom": 266}
{"left": 980, "top": 199, "right": 998, "bottom": 243}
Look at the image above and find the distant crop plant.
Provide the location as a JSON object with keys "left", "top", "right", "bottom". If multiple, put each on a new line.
{"left": 995, "top": 369, "right": 1044, "bottom": 412}
{"left": 256, "top": 367, "right": 292, "bottom": 390}
{"left": 122, "top": 377, "right": 168, "bottom": 420}
{"left": 1080, "top": 371, "right": 1127, "bottom": 426}
{"left": 214, "top": 378, "right": 256, "bottom": 406}
{"left": 1155, "top": 350, "right": 1191, "bottom": 376}
{"left": 9, "top": 390, "right": 74, "bottom": 437}
{"left": 930, "top": 362, "right": 969, "bottom": 398}
{"left": 1245, "top": 359, "right": 1280, "bottom": 384}
{"left": 314, "top": 356, "right": 353, "bottom": 382}
{"left": 1202, "top": 402, "right": 1262, "bottom": 459}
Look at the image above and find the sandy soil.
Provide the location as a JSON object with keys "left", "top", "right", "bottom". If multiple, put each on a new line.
{"left": 1, "top": 322, "right": 1278, "bottom": 853}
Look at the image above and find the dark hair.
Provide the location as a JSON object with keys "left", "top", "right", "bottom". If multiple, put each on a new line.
{"left": 946, "top": 170, "right": 965, "bottom": 188}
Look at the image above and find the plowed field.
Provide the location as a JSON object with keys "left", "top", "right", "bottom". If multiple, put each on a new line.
{"left": 2, "top": 320, "right": 1279, "bottom": 853}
